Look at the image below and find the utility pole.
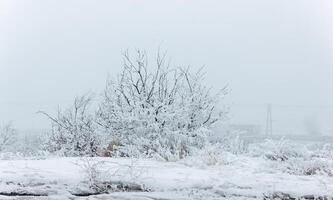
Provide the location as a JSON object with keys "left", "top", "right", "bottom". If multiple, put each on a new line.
{"left": 265, "top": 104, "right": 273, "bottom": 137}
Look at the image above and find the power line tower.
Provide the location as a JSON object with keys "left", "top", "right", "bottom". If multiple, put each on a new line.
{"left": 265, "top": 104, "right": 273, "bottom": 137}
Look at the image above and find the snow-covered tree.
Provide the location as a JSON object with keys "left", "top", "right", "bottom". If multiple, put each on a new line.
{"left": 96, "top": 50, "right": 227, "bottom": 160}
{"left": 0, "top": 122, "right": 17, "bottom": 152}
{"left": 39, "top": 94, "right": 100, "bottom": 156}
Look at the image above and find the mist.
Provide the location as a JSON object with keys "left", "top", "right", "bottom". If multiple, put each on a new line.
{"left": 1, "top": 0, "right": 333, "bottom": 135}
{"left": 2, "top": 1, "right": 333, "bottom": 199}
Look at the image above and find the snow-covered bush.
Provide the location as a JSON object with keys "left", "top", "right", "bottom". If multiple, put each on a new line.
{"left": 272, "top": 143, "right": 333, "bottom": 176}
{"left": 78, "top": 158, "right": 109, "bottom": 193}
{"left": 282, "top": 158, "right": 333, "bottom": 176}
{"left": 110, "top": 127, "right": 211, "bottom": 161}
{"left": 77, "top": 158, "right": 148, "bottom": 194}
{"left": 40, "top": 95, "right": 101, "bottom": 156}
{"left": 13, "top": 131, "right": 48, "bottom": 157}
{"left": 96, "top": 50, "right": 227, "bottom": 160}
{"left": 249, "top": 138, "right": 308, "bottom": 161}
{"left": 0, "top": 125, "right": 50, "bottom": 158}
{"left": 0, "top": 122, "right": 17, "bottom": 152}
{"left": 219, "top": 133, "right": 248, "bottom": 155}
{"left": 310, "top": 143, "right": 333, "bottom": 159}
{"left": 180, "top": 144, "right": 237, "bottom": 168}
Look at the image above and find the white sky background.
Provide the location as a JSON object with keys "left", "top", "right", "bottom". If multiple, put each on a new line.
{"left": 0, "top": 0, "right": 333, "bottom": 131}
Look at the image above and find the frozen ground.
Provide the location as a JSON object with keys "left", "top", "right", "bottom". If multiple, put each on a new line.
{"left": 1, "top": 147, "right": 333, "bottom": 200}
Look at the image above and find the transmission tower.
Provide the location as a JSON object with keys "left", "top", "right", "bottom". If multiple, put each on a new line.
{"left": 265, "top": 104, "right": 273, "bottom": 136}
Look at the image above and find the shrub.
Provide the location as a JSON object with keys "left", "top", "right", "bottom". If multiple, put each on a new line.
{"left": 0, "top": 122, "right": 17, "bottom": 152}
{"left": 180, "top": 144, "right": 237, "bottom": 168}
{"left": 96, "top": 50, "right": 227, "bottom": 160}
{"left": 249, "top": 138, "right": 308, "bottom": 161}
{"left": 39, "top": 95, "right": 101, "bottom": 156}
{"left": 282, "top": 158, "right": 333, "bottom": 176}
{"left": 219, "top": 133, "right": 248, "bottom": 155}
{"left": 77, "top": 158, "right": 148, "bottom": 194}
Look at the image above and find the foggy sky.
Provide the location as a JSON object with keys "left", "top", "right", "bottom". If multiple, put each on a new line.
{"left": 1, "top": 0, "right": 333, "bottom": 130}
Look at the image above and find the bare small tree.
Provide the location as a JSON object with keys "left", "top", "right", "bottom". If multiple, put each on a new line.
{"left": 96, "top": 50, "right": 228, "bottom": 160}
{"left": 39, "top": 94, "right": 100, "bottom": 156}
{"left": 0, "top": 122, "right": 17, "bottom": 152}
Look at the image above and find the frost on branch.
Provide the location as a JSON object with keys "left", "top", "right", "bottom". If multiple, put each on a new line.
{"left": 96, "top": 50, "right": 227, "bottom": 160}
{"left": 39, "top": 95, "right": 100, "bottom": 156}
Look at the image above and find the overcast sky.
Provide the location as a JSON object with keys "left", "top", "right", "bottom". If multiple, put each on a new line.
{"left": 1, "top": 0, "right": 333, "bottom": 130}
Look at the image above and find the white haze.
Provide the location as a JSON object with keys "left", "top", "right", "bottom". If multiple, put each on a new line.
{"left": 0, "top": 0, "right": 333, "bottom": 135}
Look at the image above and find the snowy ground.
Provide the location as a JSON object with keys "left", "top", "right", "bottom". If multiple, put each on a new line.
{"left": 1, "top": 148, "right": 333, "bottom": 200}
